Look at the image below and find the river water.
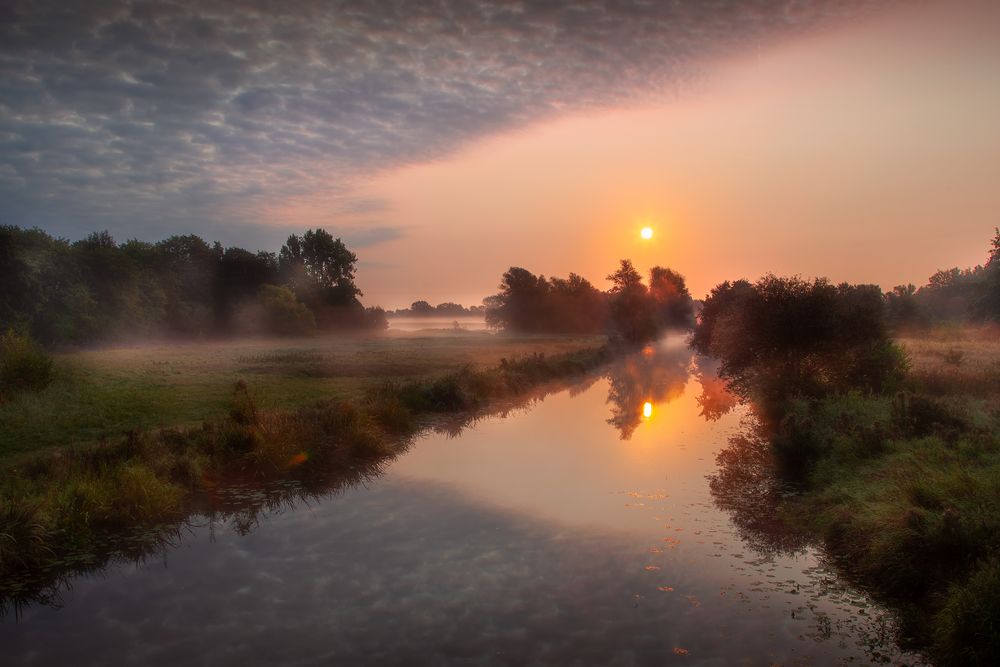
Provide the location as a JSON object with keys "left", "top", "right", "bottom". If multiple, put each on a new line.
{"left": 3, "top": 339, "right": 922, "bottom": 666}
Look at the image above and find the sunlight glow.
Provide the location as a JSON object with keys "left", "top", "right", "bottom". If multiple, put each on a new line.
{"left": 640, "top": 226, "right": 654, "bottom": 240}
{"left": 642, "top": 401, "right": 653, "bottom": 419}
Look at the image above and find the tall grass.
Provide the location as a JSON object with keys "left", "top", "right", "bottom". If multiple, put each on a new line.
{"left": 760, "top": 366, "right": 1000, "bottom": 663}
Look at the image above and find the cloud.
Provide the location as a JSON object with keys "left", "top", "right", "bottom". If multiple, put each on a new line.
{"left": 0, "top": 0, "right": 890, "bottom": 244}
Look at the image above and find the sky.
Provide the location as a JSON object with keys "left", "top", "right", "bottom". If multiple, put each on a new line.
{"left": 2, "top": 0, "right": 999, "bottom": 309}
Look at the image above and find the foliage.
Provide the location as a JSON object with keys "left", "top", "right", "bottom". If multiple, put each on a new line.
{"left": 692, "top": 274, "right": 907, "bottom": 411}
{"left": 0, "top": 330, "right": 53, "bottom": 397}
{"left": 934, "top": 557, "right": 1000, "bottom": 666}
{"left": 485, "top": 267, "right": 608, "bottom": 334}
{"left": 648, "top": 266, "right": 695, "bottom": 328}
{"left": 279, "top": 229, "right": 364, "bottom": 329}
{"left": 483, "top": 260, "right": 694, "bottom": 343}
{"left": 606, "top": 260, "right": 657, "bottom": 343}
{"left": 710, "top": 329, "right": 1000, "bottom": 665}
{"left": 0, "top": 225, "right": 381, "bottom": 346}
{"left": 390, "top": 301, "right": 485, "bottom": 317}
{"left": 256, "top": 285, "right": 317, "bottom": 337}
{"left": 901, "top": 228, "right": 1000, "bottom": 325}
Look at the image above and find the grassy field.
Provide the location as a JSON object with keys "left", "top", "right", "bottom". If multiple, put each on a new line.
{"left": 899, "top": 325, "right": 1000, "bottom": 398}
{"left": 770, "top": 326, "right": 1000, "bottom": 664}
{"left": 0, "top": 330, "right": 604, "bottom": 460}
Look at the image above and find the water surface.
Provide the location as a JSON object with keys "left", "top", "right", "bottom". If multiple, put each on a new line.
{"left": 2, "top": 340, "right": 921, "bottom": 665}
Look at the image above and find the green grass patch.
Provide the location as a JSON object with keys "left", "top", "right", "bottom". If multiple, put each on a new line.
{"left": 0, "top": 332, "right": 605, "bottom": 459}
{"left": 769, "top": 388, "right": 1000, "bottom": 663}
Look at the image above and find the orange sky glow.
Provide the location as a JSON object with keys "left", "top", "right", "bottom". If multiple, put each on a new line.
{"left": 267, "top": 0, "right": 1000, "bottom": 309}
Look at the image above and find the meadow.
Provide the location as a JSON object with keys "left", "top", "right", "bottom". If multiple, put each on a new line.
{"left": 0, "top": 330, "right": 604, "bottom": 461}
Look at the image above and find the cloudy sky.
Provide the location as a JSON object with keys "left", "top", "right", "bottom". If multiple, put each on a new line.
{"left": 2, "top": 0, "right": 999, "bottom": 307}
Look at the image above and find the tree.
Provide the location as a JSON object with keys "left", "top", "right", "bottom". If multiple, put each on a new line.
{"left": 214, "top": 247, "right": 279, "bottom": 332}
{"left": 649, "top": 266, "right": 695, "bottom": 329}
{"left": 974, "top": 227, "right": 1000, "bottom": 321}
{"left": 692, "top": 275, "right": 906, "bottom": 414}
{"left": 256, "top": 285, "right": 316, "bottom": 336}
{"left": 607, "top": 259, "right": 657, "bottom": 342}
{"left": 410, "top": 300, "right": 435, "bottom": 315}
{"left": 546, "top": 273, "right": 607, "bottom": 333}
{"left": 484, "top": 267, "right": 550, "bottom": 332}
{"left": 279, "top": 229, "right": 363, "bottom": 329}
{"left": 154, "top": 234, "right": 221, "bottom": 336}
{"left": 884, "top": 284, "right": 925, "bottom": 329}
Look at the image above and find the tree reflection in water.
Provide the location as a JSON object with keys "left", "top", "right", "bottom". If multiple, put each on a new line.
{"left": 708, "top": 418, "right": 812, "bottom": 557}
{"left": 4, "top": 340, "right": 815, "bottom": 618}
{"left": 602, "top": 343, "right": 811, "bottom": 558}
{"left": 604, "top": 342, "right": 690, "bottom": 439}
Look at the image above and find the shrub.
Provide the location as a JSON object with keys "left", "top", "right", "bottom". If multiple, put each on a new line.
{"left": 0, "top": 329, "right": 53, "bottom": 396}
{"left": 256, "top": 285, "right": 316, "bottom": 337}
{"left": 934, "top": 558, "right": 1000, "bottom": 666}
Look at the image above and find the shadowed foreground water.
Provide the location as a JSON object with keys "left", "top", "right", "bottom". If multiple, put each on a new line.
{"left": 2, "top": 340, "right": 924, "bottom": 665}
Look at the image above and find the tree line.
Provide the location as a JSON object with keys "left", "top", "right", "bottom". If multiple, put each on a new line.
{"left": 0, "top": 225, "right": 387, "bottom": 346}
{"left": 884, "top": 228, "right": 1000, "bottom": 328}
{"left": 484, "top": 260, "right": 695, "bottom": 342}
{"left": 389, "top": 301, "right": 485, "bottom": 317}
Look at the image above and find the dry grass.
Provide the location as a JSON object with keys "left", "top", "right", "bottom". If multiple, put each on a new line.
{"left": 897, "top": 326, "right": 1000, "bottom": 397}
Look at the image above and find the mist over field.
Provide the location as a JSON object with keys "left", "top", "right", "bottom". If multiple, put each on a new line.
{"left": 3, "top": 2, "right": 1000, "bottom": 665}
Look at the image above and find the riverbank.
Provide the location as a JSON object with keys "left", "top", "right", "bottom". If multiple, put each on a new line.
{"left": 763, "top": 328, "right": 1000, "bottom": 665}
{"left": 0, "top": 338, "right": 613, "bottom": 607}
{"left": 0, "top": 331, "right": 604, "bottom": 459}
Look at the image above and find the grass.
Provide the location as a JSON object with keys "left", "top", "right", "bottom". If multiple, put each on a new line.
{"left": 899, "top": 325, "right": 1000, "bottom": 398}
{"left": 0, "top": 330, "right": 605, "bottom": 460}
{"left": 0, "top": 339, "right": 614, "bottom": 611}
{"left": 756, "top": 328, "right": 1000, "bottom": 665}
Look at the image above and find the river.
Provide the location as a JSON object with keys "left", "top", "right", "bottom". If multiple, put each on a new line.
{"left": 2, "top": 338, "right": 923, "bottom": 665}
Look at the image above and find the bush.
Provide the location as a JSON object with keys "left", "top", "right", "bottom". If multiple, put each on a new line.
{"left": 934, "top": 558, "right": 1000, "bottom": 666}
{"left": 0, "top": 329, "right": 53, "bottom": 396}
{"left": 256, "top": 285, "right": 316, "bottom": 337}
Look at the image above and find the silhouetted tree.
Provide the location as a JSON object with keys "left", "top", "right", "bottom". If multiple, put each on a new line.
{"left": 545, "top": 273, "right": 607, "bottom": 333}
{"left": 0, "top": 225, "right": 383, "bottom": 345}
{"left": 214, "top": 247, "right": 279, "bottom": 333}
{"left": 692, "top": 275, "right": 906, "bottom": 415}
{"left": 485, "top": 267, "right": 551, "bottom": 332}
{"left": 884, "top": 284, "right": 925, "bottom": 329}
{"left": 410, "top": 300, "right": 435, "bottom": 315}
{"left": 279, "top": 229, "right": 364, "bottom": 329}
{"left": 607, "top": 260, "right": 657, "bottom": 342}
{"left": 974, "top": 227, "right": 1000, "bottom": 321}
{"left": 648, "top": 266, "right": 695, "bottom": 329}
{"left": 154, "top": 234, "right": 221, "bottom": 336}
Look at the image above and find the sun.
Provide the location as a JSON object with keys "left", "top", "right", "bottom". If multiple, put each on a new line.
{"left": 640, "top": 226, "right": 654, "bottom": 240}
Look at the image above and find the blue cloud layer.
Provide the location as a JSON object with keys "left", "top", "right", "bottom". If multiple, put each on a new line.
{"left": 0, "top": 0, "right": 885, "bottom": 245}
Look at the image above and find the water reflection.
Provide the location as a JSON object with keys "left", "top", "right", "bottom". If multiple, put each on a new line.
{"left": 2, "top": 340, "right": 923, "bottom": 665}
{"left": 707, "top": 419, "right": 811, "bottom": 558}
{"left": 604, "top": 338, "right": 690, "bottom": 439}
{"left": 693, "top": 356, "right": 739, "bottom": 422}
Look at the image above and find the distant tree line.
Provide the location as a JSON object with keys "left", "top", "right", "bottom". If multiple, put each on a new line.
{"left": 389, "top": 301, "right": 485, "bottom": 317}
{"left": 484, "top": 259, "right": 695, "bottom": 342}
{"left": 0, "top": 225, "right": 387, "bottom": 346}
{"left": 884, "top": 228, "right": 1000, "bottom": 328}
